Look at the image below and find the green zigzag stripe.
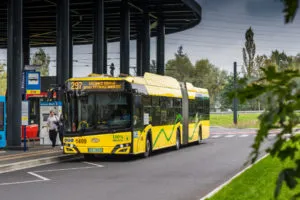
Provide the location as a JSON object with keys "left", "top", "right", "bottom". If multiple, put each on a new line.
{"left": 152, "top": 114, "right": 182, "bottom": 148}
{"left": 189, "top": 120, "right": 201, "bottom": 140}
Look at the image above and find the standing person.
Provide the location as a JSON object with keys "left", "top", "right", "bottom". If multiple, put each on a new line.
{"left": 47, "top": 110, "right": 59, "bottom": 148}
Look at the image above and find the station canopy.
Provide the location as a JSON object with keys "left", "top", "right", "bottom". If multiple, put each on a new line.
{"left": 0, "top": 0, "right": 201, "bottom": 48}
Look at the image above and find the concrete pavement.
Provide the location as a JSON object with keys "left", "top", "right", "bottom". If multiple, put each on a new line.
{"left": 0, "top": 130, "right": 274, "bottom": 200}
{"left": 0, "top": 147, "right": 78, "bottom": 174}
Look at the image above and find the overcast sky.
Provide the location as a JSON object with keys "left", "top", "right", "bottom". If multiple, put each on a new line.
{"left": 1, "top": 0, "right": 300, "bottom": 77}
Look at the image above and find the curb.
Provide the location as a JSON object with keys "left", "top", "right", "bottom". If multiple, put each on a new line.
{"left": 0, "top": 154, "right": 79, "bottom": 174}
{"left": 199, "top": 153, "right": 269, "bottom": 200}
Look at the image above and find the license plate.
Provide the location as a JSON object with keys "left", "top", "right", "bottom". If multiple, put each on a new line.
{"left": 88, "top": 148, "right": 103, "bottom": 153}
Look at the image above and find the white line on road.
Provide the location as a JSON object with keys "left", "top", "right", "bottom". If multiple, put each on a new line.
{"left": 225, "top": 135, "right": 235, "bottom": 138}
{"left": 0, "top": 161, "right": 103, "bottom": 186}
{"left": 83, "top": 162, "right": 104, "bottom": 167}
{"left": 0, "top": 180, "right": 45, "bottom": 186}
{"left": 211, "top": 135, "right": 221, "bottom": 138}
{"left": 32, "top": 166, "right": 96, "bottom": 173}
{"left": 239, "top": 134, "right": 249, "bottom": 137}
{"left": 27, "top": 172, "right": 50, "bottom": 181}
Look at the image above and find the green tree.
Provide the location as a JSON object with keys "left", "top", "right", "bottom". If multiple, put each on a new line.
{"left": 290, "top": 53, "right": 300, "bottom": 70}
{"left": 233, "top": 1, "right": 300, "bottom": 198}
{"left": 269, "top": 50, "right": 293, "bottom": 71}
{"left": 165, "top": 46, "right": 194, "bottom": 82}
{"left": 242, "top": 27, "right": 257, "bottom": 78}
{"left": 31, "top": 48, "right": 50, "bottom": 76}
{"left": 220, "top": 74, "right": 238, "bottom": 111}
{"left": 193, "top": 59, "right": 227, "bottom": 108}
{"left": 254, "top": 54, "right": 269, "bottom": 77}
{"left": 281, "top": 0, "right": 298, "bottom": 23}
{"left": 165, "top": 47, "right": 228, "bottom": 110}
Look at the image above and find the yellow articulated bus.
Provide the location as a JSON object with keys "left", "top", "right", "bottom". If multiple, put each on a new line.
{"left": 62, "top": 72, "right": 209, "bottom": 159}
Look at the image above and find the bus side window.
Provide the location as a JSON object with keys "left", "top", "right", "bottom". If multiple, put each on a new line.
{"left": 188, "top": 99, "right": 196, "bottom": 123}
{"left": 174, "top": 98, "right": 182, "bottom": 118}
{"left": 160, "top": 97, "right": 168, "bottom": 124}
{"left": 142, "top": 95, "right": 152, "bottom": 125}
{"left": 152, "top": 96, "right": 160, "bottom": 126}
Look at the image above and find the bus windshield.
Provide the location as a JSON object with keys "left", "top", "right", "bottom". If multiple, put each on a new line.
{"left": 65, "top": 92, "right": 131, "bottom": 134}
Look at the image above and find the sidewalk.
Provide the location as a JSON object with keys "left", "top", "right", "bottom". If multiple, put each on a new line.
{"left": 0, "top": 145, "right": 78, "bottom": 174}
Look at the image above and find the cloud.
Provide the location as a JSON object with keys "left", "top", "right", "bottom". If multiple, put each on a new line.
{"left": 245, "top": 0, "right": 283, "bottom": 17}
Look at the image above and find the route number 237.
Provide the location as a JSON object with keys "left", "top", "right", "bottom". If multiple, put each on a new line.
{"left": 71, "top": 82, "right": 83, "bottom": 90}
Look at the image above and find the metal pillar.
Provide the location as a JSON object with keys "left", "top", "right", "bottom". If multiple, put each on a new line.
{"left": 104, "top": 29, "right": 107, "bottom": 74}
{"left": 120, "top": 0, "right": 130, "bottom": 75}
{"left": 156, "top": 16, "right": 165, "bottom": 75}
{"left": 142, "top": 1, "right": 150, "bottom": 74}
{"left": 93, "top": 0, "right": 104, "bottom": 74}
{"left": 7, "top": 0, "right": 23, "bottom": 147}
{"left": 136, "top": 30, "right": 142, "bottom": 76}
{"left": 233, "top": 62, "right": 238, "bottom": 125}
{"left": 56, "top": 0, "right": 70, "bottom": 99}
{"left": 23, "top": 23, "right": 30, "bottom": 66}
{"left": 69, "top": 18, "right": 73, "bottom": 78}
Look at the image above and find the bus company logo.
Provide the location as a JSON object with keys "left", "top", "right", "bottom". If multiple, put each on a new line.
{"left": 91, "top": 138, "right": 100, "bottom": 143}
{"left": 113, "top": 135, "right": 123, "bottom": 142}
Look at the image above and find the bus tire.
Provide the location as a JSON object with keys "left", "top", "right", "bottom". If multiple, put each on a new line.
{"left": 175, "top": 129, "right": 181, "bottom": 150}
{"left": 143, "top": 134, "right": 152, "bottom": 158}
{"left": 198, "top": 126, "right": 202, "bottom": 144}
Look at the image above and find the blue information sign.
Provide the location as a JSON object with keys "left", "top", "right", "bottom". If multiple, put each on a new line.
{"left": 25, "top": 71, "right": 41, "bottom": 95}
{"left": 0, "top": 96, "right": 6, "bottom": 148}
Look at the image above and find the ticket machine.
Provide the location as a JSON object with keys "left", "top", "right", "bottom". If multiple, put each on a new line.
{"left": 39, "top": 101, "right": 62, "bottom": 145}
{"left": 0, "top": 96, "right": 6, "bottom": 148}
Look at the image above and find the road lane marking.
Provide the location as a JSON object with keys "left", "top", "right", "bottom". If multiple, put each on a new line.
{"left": 32, "top": 166, "right": 96, "bottom": 173}
{"left": 211, "top": 132, "right": 256, "bottom": 135}
{"left": 0, "top": 164, "right": 103, "bottom": 186}
{"left": 239, "top": 134, "right": 249, "bottom": 137}
{"left": 83, "top": 162, "right": 104, "bottom": 167}
{"left": 225, "top": 135, "right": 235, "bottom": 138}
{"left": 0, "top": 180, "right": 45, "bottom": 186}
{"left": 199, "top": 153, "right": 269, "bottom": 200}
{"left": 211, "top": 135, "right": 221, "bottom": 138}
{"left": 27, "top": 172, "right": 50, "bottom": 181}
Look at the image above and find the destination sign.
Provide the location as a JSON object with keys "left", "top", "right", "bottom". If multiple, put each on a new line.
{"left": 68, "top": 81, "right": 124, "bottom": 91}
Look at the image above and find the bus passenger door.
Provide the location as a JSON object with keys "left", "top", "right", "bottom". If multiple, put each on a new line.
{"left": 132, "top": 95, "right": 144, "bottom": 153}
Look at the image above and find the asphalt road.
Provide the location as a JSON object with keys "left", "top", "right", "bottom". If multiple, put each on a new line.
{"left": 0, "top": 128, "right": 275, "bottom": 200}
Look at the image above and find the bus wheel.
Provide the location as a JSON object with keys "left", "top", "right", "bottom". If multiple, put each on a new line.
{"left": 84, "top": 154, "right": 96, "bottom": 161}
{"left": 143, "top": 136, "right": 151, "bottom": 158}
{"left": 198, "top": 126, "right": 202, "bottom": 144}
{"left": 175, "top": 129, "right": 181, "bottom": 150}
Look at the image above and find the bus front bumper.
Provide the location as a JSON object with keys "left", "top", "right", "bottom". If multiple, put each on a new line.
{"left": 63, "top": 143, "right": 131, "bottom": 155}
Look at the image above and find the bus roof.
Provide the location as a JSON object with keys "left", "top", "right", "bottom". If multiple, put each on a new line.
{"left": 68, "top": 73, "right": 209, "bottom": 99}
